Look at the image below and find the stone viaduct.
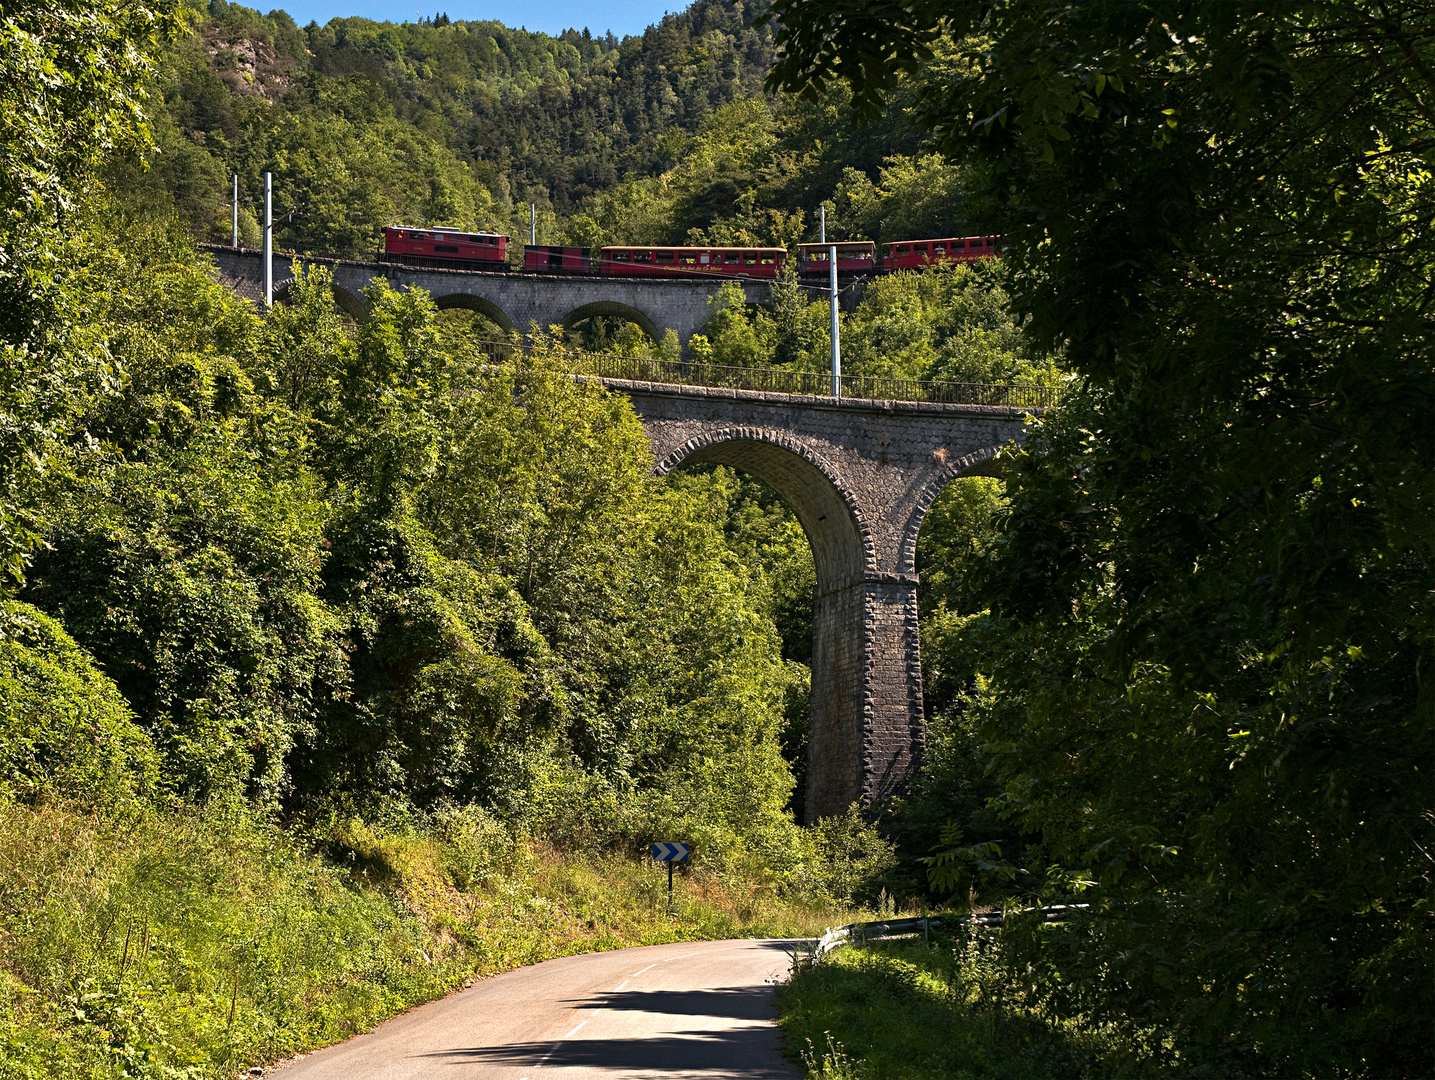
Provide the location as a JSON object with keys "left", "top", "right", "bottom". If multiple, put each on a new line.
{"left": 203, "top": 245, "right": 768, "bottom": 346}
{"left": 206, "top": 243, "right": 1031, "bottom": 822}
{"left": 588, "top": 378, "right": 1027, "bottom": 823}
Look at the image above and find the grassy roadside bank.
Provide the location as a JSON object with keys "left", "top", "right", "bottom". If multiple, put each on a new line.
{"left": 0, "top": 801, "right": 855, "bottom": 1079}
{"left": 776, "top": 929, "right": 1158, "bottom": 1080}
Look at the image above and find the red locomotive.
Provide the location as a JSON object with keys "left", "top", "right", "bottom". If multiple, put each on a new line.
{"left": 381, "top": 226, "right": 507, "bottom": 270}
{"left": 796, "top": 241, "right": 878, "bottom": 278}
{"left": 597, "top": 245, "right": 786, "bottom": 278}
{"left": 882, "top": 235, "right": 1000, "bottom": 271}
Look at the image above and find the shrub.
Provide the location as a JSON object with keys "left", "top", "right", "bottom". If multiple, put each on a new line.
{"left": 0, "top": 601, "right": 157, "bottom": 804}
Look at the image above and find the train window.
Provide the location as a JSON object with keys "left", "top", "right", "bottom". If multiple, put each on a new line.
{"left": 933, "top": 243, "right": 946, "bottom": 255}
{"left": 699, "top": 254, "right": 710, "bottom": 264}
{"left": 744, "top": 253, "right": 757, "bottom": 264}
{"left": 761, "top": 255, "right": 774, "bottom": 264}
{"left": 679, "top": 253, "right": 696, "bottom": 264}
{"left": 724, "top": 253, "right": 740, "bottom": 264}
{"left": 656, "top": 251, "right": 674, "bottom": 262}
{"left": 897, "top": 245, "right": 910, "bottom": 255}
{"left": 611, "top": 251, "right": 630, "bottom": 261}
{"left": 408, "top": 232, "right": 425, "bottom": 239}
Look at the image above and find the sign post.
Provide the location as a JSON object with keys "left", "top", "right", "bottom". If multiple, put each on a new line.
{"left": 652, "top": 842, "right": 689, "bottom": 907}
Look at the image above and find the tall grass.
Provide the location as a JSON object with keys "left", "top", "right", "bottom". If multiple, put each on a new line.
{"left": 0, "top": 801, "right": 852, "bottom": 1079}
{"left": 777, "top": 928, "right": 1162, "bottom": 1080}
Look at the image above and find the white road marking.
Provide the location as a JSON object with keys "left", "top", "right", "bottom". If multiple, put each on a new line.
{"left": 631, "top": 964, "right": 656, "bottom": 977}
{"left": 613, "top": 979, "right": 629, "bottom": 991}
{"left": 562, "top": 1020, "right": 587, "bottom": 1039}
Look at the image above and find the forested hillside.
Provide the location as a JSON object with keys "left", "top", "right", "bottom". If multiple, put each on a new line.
{"left": 119, "top": 0, "right": 969, "bottom": 258}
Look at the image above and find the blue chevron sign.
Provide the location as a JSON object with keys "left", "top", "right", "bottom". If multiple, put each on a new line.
{"left": 652, "top": 842, "right": 689, "bottom": 863}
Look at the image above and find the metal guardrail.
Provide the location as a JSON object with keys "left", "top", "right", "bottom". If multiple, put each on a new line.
{"left": 814, "top": 905, "right": 1090, "bottom": 957}
{"left": 476, "top": 340, "right": 1056, "bottom": 409}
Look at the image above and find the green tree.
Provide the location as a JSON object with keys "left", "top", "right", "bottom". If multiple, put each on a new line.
{"left": 0, "top": 0, "right": 180, "bottom": 585}
{"left": 0, "top": 600, "right": 159, "bottom": 805}
{"left": 767, "top": 1, "right": 1434, "bottom": 1073}
{"left": 842, "top": 261, "right": 1061, "bottom": 384}
{"left": 689, "top": 282, "right": 776, "bottom": 367}
{"left": 26, "top": 227, "right": 339, "bottom": 804}
{"left": 828, "top": 153, "right": 971, "bottom": 245}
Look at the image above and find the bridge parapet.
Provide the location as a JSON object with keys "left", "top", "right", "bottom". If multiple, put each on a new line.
{"left": 482, "top": 340, "right": 1060, "bottom": 410}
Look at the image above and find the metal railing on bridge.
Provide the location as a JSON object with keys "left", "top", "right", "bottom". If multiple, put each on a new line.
{"left": 476, "top": 341, "right": 1056, "bottom": 409}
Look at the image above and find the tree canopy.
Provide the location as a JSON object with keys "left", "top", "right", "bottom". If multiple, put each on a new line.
{"left": 767, "top": 1, "right": 1433, "bottom": 1073}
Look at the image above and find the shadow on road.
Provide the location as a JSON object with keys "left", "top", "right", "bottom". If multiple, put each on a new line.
{"left": 558, "top": 986, "right": 777, "bottom": 1022}
{"left": 418, "top": 1029, "right": 794, "bottom": 1074}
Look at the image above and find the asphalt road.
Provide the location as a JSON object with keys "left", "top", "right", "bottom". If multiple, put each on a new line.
{"left": 269, "top": 939, "right": 801, "bottom": 1079}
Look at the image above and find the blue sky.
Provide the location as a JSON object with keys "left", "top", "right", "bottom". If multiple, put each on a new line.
{"left": 272, "top": 0, "right": 683, "bottom": 37}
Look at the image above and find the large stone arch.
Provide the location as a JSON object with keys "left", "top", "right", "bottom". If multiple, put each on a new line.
{"left": 897, "top": 444, "right": 1007, "bottom": 575}
{"left": 561, "top": 301, "right": 661, "bottom": 343}
{"left": 657, "top": 427, "right": 877, "bottom": 821}
{"left": 434, "top": 293, "right": 516, "bottom": 335}
{"left": 655, "top": 427, "right": 874, "bottom": 582}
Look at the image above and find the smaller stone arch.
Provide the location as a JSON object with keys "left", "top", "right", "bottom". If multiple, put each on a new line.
{"left": 434, "top": 293, "right": 516, "bottom": 335}
{"left": 271, "top": 278, "right": 368, "bottom": 322}
{"left": 561, "top": 301, "right": 661, "bottom": 343}
{"left": 330, "top": 284, "right": 367, "bottom": 321}
{"left": 896, "top": 444, "right": 1007, "bottom": 575}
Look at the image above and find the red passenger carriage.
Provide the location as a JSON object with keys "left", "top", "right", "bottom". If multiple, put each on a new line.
{"left": 379, "top": 225, "right": 995, "bottom": 281}
{"left": 796, "top": 241, "right": 878, "bottom": 278}
{"left": 524, "top": 245, "right": 591, "bottom": 274}
{"left": 881, "top": 235, "right": 1000, "bottom": 271}
{"left": 598, "top": 246, "right": 786, "bottom": 278}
